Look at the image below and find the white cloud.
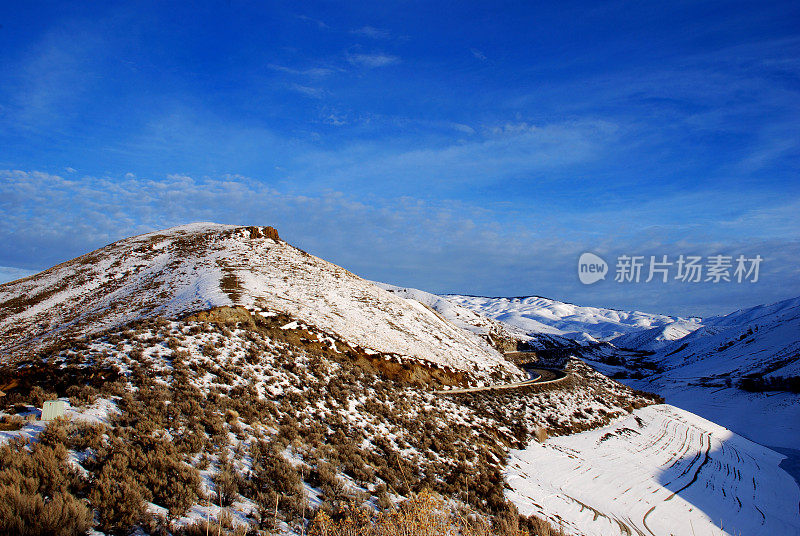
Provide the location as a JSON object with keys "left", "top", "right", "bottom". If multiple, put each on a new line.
{"left": 1, "top": 169, "right": 797, "bottom": 315}
{"left": 290, "top": 84, "right": 325, "bottom": 98}
{"left": 267, "top": 64, "right": 336, "bottom": 77}
{"left": 470, "top": 48, "right": 487, "bottom": 61}
{"left": 347, "top": 52, "right": 400, "bottom": 68}
{"left": 297, "top": 119, "right": 619, "bottom": 190}
{"left": 352, "top": 26, "right": 391, "bottom": 39}
{"left": 325, "top": 113, "right": 347, "bottom": 126}
{"left": 0, "top": 266, "right": 38, "bottom": 284}
{"left": 451, "top": 123, "right": 475, "bottom": 134}
{"left": 297, "top": 15, "right": 328, "bottom": 29}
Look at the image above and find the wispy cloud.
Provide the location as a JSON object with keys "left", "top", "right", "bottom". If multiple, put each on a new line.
{"left": 297, "top": 15, "right": 328, "bottom": 29}
{"left": 352, "top": 26, "right": 391, "bottom": 39}
{"left": 8, "top": 18, "right": 107, "bottom": 129}
{"left": 451, "top": 123, "right": 475, "bottom": 134}
{"left": 267, "top": 64, "right": 336, "bottom": 77}
{"left": 0, "top": 266, "right": 37, "bottom": 284}
{"left": 347, "top": 52, "right": 400, "bottom": 68}
{"left": 735, "top": 133, "right": 799, "bottom": 173}
{"left": 470, "top": 48, "right": 487, "bottom": 61}
{"left": 3, "top": 169, "right": 796, "bottom": 315}
{"left": 290, "top": 84, "right": 325, "bottom": 99}
{"left": 298, "top": 119, "right": 619, "bottom": 192}
{"left": 324, "top": 113, "right": 348, "bottom": 126}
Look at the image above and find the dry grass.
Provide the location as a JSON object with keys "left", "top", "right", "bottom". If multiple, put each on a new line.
{"left": 0, "top": 437, "right": 92, "bottom": 536}
{"left": 0, "top": 413, "right": 25, "bottom": 431}
{"left": 309, "top": 490, "right": 562, "bottom": 536}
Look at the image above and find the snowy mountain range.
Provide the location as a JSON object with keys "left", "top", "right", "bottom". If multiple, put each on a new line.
{"left": 444, "top": 294, "right": 701, "bottom": 343}
{"left": 442, "top": 292, "right": 800, "bottom": 451}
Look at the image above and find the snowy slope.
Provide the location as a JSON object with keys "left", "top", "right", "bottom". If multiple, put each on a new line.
{"left": 652, "top": 296, "right": 800, "bottom": 378}
{"left": 610, "top": 320, "right": 702, "bottom": 352}
{"left": 506, "top": 404, "right": 800, "bottom": 536}
{"left": 446, "top": 295, "right": 698, "bottom": 342}
{"left": 0, "top": 224, "right": 521, "bottom": 381}
{"left": 617, "top": 297, "right": 800, "bottom": 450}
{"left": 704, "top": 297, "right": 800, "bottom": 330}
{"left": 377, "top": 284, "right": 591, "bottom": 352}
{"left": 447, "top": 291, "right": 800, "bottom": 450}
{"left": 374, "top": 283, "right": 537, "bottom": 344}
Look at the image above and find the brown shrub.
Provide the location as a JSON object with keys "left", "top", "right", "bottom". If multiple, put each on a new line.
{"left": 0, "top": 438, "right": 91, "bottom": 536}
{"left": 66, "top": 384, "right": 97, "bottom": 407}
{"left": 28, "top": 385, "right": 57, "bottom": 408}
{"left": 214, "top": 455, "right": 239, "bottom": 507}
{"left": 88, "top": 452, "right": 146, "bottom": 534}
{"left": 246, "top": 439, "right": 306, "bottom": 521}
{"left": 0, "top": 486, "right": 93, "bottom": 536}
{"left": 90, "top": 432, "right": 202, "bottom": 525}
{"left": 308, "top": 490, "right": 542, "bottom": 536}
{"left": 0, "top": 414, "right": 25, "bottom": 431}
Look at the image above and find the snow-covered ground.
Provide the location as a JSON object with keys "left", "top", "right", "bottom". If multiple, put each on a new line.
{"left": 646, "top": 384, "right": 800, "bottom": 453}
{"left": 374, "top": 283, "right": 533, "bottom": 342}
{"left": 506, "top": 404, "right": 800, "bottom": 536}
{"left": 610, "top": 320, "right": 702, "bottom": 352}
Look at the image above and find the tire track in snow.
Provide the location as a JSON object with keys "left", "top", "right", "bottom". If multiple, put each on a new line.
{"left": 506, "top": 404, "right": 800, "bottom": 536}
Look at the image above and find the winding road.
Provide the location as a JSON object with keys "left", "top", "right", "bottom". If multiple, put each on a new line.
{"left": 434, "top": 351, "right": 569, "bottom": 394}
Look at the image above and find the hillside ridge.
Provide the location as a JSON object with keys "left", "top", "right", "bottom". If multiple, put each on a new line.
{"left": 0, "top": 223, "right": 521, "bottom": 382}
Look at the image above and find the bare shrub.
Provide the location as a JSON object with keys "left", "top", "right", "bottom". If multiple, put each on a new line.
{"left": 0, "top": 486, "right": 93, "bottom": 536}
{"left": 0, "top": 414, "right": 25, "bottom": 431}
{"left": 28, "top": 386, "right": 57, "bottom": 408}
{"left": 90, "top": 432, "right": 202, "bottom": 526}
{"left": 66, "top": 384, "right": 97, "bottom": 407}
{"left": 214, "top": 455, "right": 239, "bottom": 507}
{"left": 308, "top": 490, "right": 539, "bottom": 536}
{"left": 0, "top": 438, "right": 92, "bottom": 536}
{"left": 247, "top": 439, "right": 306, "bottom": 521}
{"left": 88, "top": 452, "right": 146, "bottom": 534}
{"left": 176, "top": 516, "right": 248, "bottom": 536}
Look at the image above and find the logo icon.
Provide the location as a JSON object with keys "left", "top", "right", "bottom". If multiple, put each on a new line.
{"left": 578, "top": 252, "right": 608, "bottom": 285}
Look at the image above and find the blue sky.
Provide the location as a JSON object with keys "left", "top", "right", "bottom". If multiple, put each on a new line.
{"left": 1, "top": 1, "right": 799, "bottom": 316}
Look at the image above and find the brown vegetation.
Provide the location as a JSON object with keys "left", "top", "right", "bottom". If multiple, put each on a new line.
{"left": 0, "top": 437, "right": 93, "bottom": 536}
{"left": 309, "top": 490, "right": 563, "bottom": 536}
{"left": 0, "top": 306, "right": 658, "bottom": 535}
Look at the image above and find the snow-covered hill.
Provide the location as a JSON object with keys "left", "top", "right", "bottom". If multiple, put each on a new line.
{"left": 0, "top": 255, "right": 661, "bottom": 536}
{"left": 609, "top": 320, "right": 702, "bottom": 352}
{"left": 650, "top": 296, "right": 800, "bottom": 379}
{"left": 2, "top": 224, "right": 796, "bottom": 536}
{"left": 445, "top": 294, "right": 699, "bottom": 342}
{"left": 506, "top": 404, "right": 800, "bottom": 536}
{"left": 372, "top": 283, "right": 581, "bottom": 352}
{"left": 621, "top": 297, "right": 800, "bottom": 450}
{"left": 0, "top": 223, "right": 521, "bottom": 382}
